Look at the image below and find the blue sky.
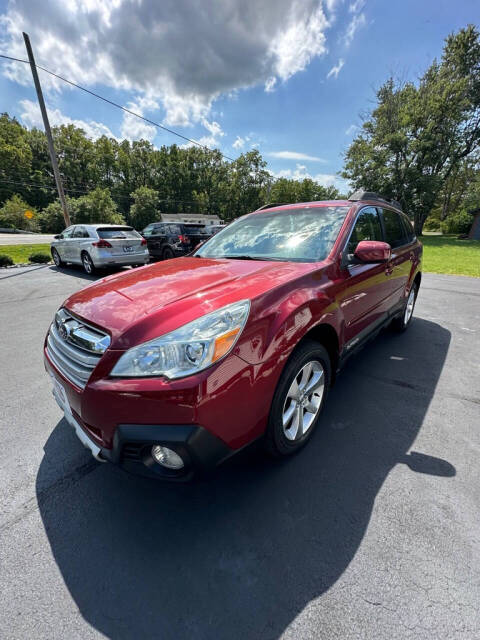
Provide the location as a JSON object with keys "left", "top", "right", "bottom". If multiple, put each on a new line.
{"left": 0, "top": 0, "right": 478, "bottom": 191}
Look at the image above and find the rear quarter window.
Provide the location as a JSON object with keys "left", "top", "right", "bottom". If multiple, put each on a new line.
{"left": 400, "top": 214, "right": 415, "bottom": 243}
{"left": 380, "top": 209, "right": 407, "bottom": 248}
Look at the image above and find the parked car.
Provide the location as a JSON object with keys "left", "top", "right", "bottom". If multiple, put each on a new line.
{"left": 44, "top": 192, "right": 422, "bottom": 480}
{"left": 141, "top": 222, "right": 210, "bottom": 260}
{"left": 51, "top": 224, "right": 149, "bottom": 274}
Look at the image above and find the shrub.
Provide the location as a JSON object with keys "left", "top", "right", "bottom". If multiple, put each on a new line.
{"left": 28, "top": 252, "right": 51, "bottom": 264}
{"left": 0, "top": 194, "right": 39, "bottom": 232}
{"left": 423, "top": 216, "right": 442, "bottom": 232}
{"left": 0, "top": 254, "right": 14, "bottom": 267}
{"left": 441, "top": 210, "right": 473, "bottom": 235}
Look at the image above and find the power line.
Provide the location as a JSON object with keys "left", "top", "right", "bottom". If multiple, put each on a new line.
{"left": 0, "top": 178, "right": 225, "bottom": 208}
{"left": 0, "top": 52, "right": 235, "bottom": 161}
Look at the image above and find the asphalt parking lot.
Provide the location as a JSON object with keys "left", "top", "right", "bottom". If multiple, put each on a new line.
{"left": 0, "top": 264, "right": 479, "bottom": 640}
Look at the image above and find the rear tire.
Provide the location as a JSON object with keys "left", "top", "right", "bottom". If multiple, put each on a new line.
{"left": 51, "top": 248, "right": 63, "bottom": 268}
{"left": 392, "top": 282, "right": 418, "bottom": 332}
{"left": 162, "top": 246, "right": 175, "bottom": 260}
{"left": 81, "top": 251, "right": 96, "bottom": 275}
{"left": 264, "top": 340, "right": 331, "bottom": 458}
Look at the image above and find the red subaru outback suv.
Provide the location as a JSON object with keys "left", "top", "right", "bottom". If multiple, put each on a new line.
{"left": 44, "top": 191, "right": 422, "bottom": 480}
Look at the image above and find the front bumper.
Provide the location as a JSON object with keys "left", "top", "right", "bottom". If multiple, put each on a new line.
{"left": 44, "top": 343, "right": 278, "bottom": 480}
{"left": 49, "top": 366, "right": 234, "bottom": 480}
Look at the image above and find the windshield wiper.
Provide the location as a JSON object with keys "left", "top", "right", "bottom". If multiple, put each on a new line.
{"left": 216, "top": 255, "right": 276, "bottom": 261}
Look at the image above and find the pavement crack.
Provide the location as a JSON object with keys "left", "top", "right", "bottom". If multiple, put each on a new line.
{"left": 0, "top": 458, "right": 99, "bottom": 533}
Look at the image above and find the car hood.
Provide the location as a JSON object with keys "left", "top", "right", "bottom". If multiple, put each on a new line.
{"left": 63, "top": 257, "right": 316, "bottom": 349}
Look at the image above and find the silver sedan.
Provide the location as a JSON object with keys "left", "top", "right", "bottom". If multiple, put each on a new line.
{"left": 51, "top": 224, "right": 150, "bottom": 274}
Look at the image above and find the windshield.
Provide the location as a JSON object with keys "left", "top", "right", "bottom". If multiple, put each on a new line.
{"left": 195, "top": 206, "right": 350, "bottom": 262}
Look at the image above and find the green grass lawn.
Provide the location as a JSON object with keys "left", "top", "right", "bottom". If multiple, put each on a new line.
{"left": 0, "top": 243, "right": 51, "bottom": 264}
{"left": 421, "top": 235, "right": 480, "bottom": 277}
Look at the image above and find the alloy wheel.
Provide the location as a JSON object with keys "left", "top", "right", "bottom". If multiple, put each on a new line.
{"left": 282, "top": 360, "right": 325, "bottom": 441}
{"left": 404, "top": 286, "right": 416, "bottom": 325}
{"left": 83, "top": 254, "right": 93, "bottom": 274}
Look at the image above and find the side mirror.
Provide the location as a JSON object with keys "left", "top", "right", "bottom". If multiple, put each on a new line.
{"left": 354, "top": 240, "right": 391, "bottom": 263}
{"left": 54, "top": 234, "right": 62, "bottom": 239}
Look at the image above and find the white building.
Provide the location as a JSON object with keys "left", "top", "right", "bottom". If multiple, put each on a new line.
{"left": 160, "top": 213, "right": 224, "bottom": 226}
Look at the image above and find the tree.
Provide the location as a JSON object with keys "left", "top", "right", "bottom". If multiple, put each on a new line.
{"left": 129, "top": 186, "right": 161, "bottom": 229}
{"left": 342, "top": 25, "right": 480, "bottom": 235}
{"left": 74, "top": 187, "right": 125, "bottom": 225}
{"left": 0, "top": 114, "right": 33, "bottom": 205}
{"left": 38, "top": 197, "right": 78, "bottom": 233}
{"left": 227, "top": 150, "right": 272, "bottom": 219}
{"left": 0, "top": 194, "right": 39, "bottom": 231}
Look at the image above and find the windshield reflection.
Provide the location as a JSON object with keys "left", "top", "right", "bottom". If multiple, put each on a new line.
{"left": 196, "top": 206, "right": 350, "bottom": 263}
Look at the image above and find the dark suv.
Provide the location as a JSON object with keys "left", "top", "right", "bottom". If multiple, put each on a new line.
{"left": 142, "top": 222, "right": 210, "bottom": 260}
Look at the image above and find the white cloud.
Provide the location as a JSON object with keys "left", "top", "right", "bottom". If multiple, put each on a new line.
{"left": 345, "top": 123, "right": 359, "bottom": 135}
{"left": 19, "top": 99, "right": 117, "bottom": 140}
{"left": 272, "top": 163, "right": 349, "bottom": 191}
{"left": 349, "top": 0, "right": 365, "bottom": 13}
{"left": 233, "top": 136, "right": 246, "bottom": 150}
{"left": 268, "top": 3, "right": 329, "bottom": 82}
{"left": 180, "top": 118, "right": 225, "bottom": 150}
{"left": 268, "top": 151, "right": 326, "bottom": 162}
{"left": 120, "top": 97, "right": 158, "bottom": 142}
{"left": 326, "top": 58, "right": 344, "bottom": 79}
{"left": 1, "top": 0, "right": 332, "bottom": 126}
{"left": 265, "top": 77, "right": 277, "bottom": 92}
{"left": 343, "top": 12, "right": 366, "bottom": 47}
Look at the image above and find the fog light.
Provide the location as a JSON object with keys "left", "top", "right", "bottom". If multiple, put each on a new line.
{"left": 151, "top": 445, "right": 184, "bottom": 470}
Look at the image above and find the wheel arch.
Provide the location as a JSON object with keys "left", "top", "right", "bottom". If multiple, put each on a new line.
{"left": 296, "top": 322, "right": 340, "bottom": 383}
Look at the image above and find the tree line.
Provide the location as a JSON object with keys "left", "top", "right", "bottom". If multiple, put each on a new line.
{"left": 0, "top": 115, "right": 341, "bottom": 233}
{"left": 0, "top": 25, "right": 478, "bottom": 236}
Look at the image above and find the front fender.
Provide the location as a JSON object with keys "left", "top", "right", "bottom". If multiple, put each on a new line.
{"left": 235, "top": 288, "right": 343, "bottom": 367}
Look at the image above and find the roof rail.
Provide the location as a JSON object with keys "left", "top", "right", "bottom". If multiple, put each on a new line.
{"left": 348, "top": 189, "right": 402, "bottom": 211}
{"left": 255, "top": 203, "right": 288, "bottom": 211}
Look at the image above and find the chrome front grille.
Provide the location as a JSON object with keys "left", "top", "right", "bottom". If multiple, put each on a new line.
{"left": 46, "top": 309, "right": 110, "bottom": 389}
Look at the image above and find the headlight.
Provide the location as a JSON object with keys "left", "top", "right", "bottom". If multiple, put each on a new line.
{"left": 110, "top": 300, "right": 250, "bottom": 379}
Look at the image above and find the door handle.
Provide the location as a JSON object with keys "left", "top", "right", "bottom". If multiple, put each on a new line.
{"left": 409, "top": 251, "right": 415, "bottom": 262}
{"left": 385, "top": 262, "right": 394, "bottom": 276}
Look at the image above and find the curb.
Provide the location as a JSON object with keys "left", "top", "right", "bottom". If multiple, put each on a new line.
{"left": 0, "top": 261, "right": 54, "bottom": 270}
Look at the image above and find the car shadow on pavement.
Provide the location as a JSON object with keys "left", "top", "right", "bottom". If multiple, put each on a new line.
{"left": 36, "top": 317, "right": 454, "bottom": 640}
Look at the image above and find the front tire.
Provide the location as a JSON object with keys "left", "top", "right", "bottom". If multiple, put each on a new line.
{"left": 265, "top": 340, "right": 331, "bottom": 457}
{"left": 81, "top": 251, "right": 96, "bottom": 275}
{"left": 51, "top": 248, "right": 63, "bottom": 268}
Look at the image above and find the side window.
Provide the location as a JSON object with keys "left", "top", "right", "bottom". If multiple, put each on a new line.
{"left": 156, "top": 225, "right": 166, "bottom": 235}
{"left": 73, "top": 226, "right": 88, "bottom": 238}
{"left": 400, "top": 214, "right": 415, "bottom": 243}
{"left": 143, "top": 225, "right": 154, "bottom": 237}
{"left": 347, "top": 207, "right": 383, "bottom": 255}
{"left": 167, "top": 224, "right": 181, "bottom": 235}
{"left": 381, "top": 208, "right": 407, "bottom": 248}
{"left": 62, "top": 227, "right": 75, "bottom": 239}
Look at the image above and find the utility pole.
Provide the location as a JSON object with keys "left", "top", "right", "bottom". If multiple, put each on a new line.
{"left": 23, "top": 32, "right": 70, "bottom": 227}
